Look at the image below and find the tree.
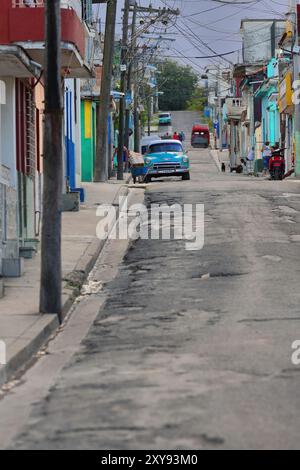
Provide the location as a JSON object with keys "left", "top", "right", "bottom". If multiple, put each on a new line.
{"left": 157, "top": 60, "right": 198, "bottom": 111}
{"left": 94, "top": 0, "right": 117, "bottom": 182}
{"left": 187, "top": 87, "right": 207, "bottom": 112}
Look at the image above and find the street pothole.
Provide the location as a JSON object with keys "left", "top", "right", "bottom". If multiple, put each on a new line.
{"left": 200, "top": 433, "right": 225, "bottom": 446}
{"left": 192, "top": 272, "right": 248, "bottom": 280}
{"left": 239, "top": 317, "right": 300, "bottom": 323}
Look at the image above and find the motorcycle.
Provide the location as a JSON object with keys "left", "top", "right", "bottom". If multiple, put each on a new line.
{"left": 269, "top": 149, "right": 285, "bottom": 180}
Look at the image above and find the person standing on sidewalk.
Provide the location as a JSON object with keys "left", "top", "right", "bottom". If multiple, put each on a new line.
{"left": 179, "top": 131, "right": 186, "bottom": 143}
{"left": 113, "top": 145, "right": 129, "bottom": 172}
{"left": 247, "top": 146, "right": 255, "bottom": 174}
{"left": 262, "top": 141, "right": 272, "bottom": 176}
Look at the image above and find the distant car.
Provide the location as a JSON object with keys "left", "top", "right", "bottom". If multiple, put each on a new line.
{"left": 144, "top": 140, "right": 190, "bottom": 182}
{"left": 159, "top": 112, "right": 172, "bottom": 126}
{"left": 141, "top": 135, "right": 160, "bottom": 155}
{"left": 191, "top": 124, "right": 210, "bottom": 148}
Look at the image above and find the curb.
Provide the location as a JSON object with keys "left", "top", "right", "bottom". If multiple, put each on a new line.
{"left": 0, "top": 315, "right": 59, "bottom": 388}
{"left": 209, "top": 149, "right": 222, "bottom": 172}
{"left": 61, "top": 178, "right": 131, "bottom": 321}
{"left": 0, "top": 176, "right": 132, "bottom": 389}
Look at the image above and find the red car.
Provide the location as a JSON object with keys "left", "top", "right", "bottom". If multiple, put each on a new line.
{"left": 191, "top": 124, "right": 210, "bottom": 148}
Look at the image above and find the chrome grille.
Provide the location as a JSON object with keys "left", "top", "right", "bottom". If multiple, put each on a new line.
{"left": 153, "top": 163, "right": 181, "bottom": 170}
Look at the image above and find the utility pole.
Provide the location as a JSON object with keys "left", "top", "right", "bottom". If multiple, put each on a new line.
{"left": 40, "top": 0, "right": 63, "bottom": 317}
{"left": 118, "top": 3, "right": 180, "bottom": 166}
{"left": 133, "top": 92, "right": 140, "bottom": 152}
{"left": 133, "top": 55, "right": 140, "bottom": 153}
{"left": 117, "top": 0, "right": 130, "bottom": 180}
{"left": 292, "top": 0, "right": 300, "bottom": 176}
{"left": 125, "top": 2, "right": 137, "bottom": 152}
{"left": 147, "top": 93, "right": 151, "bottom": 136}
{"left": 95, "top": 0, "right": 117, "bottom": 182}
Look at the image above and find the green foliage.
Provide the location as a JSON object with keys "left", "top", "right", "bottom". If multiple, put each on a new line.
{"left": 140, "top": 111, "right": 147, "bottom": 128}
{"left": 157, "top": 60, "right": 198, "bottom": 111}
{"left": 187, "top": 87, "right": 207, "bottom": 112}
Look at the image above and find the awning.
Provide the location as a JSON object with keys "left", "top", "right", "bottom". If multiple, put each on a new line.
{"left": 0, "top": 45, "right": 41, "bottom": 78}
{"left": 111, "top": 91, "right": 125, "bottom": 101}
{"left": 14, "top": 41, "right": 94, "bottom": 79}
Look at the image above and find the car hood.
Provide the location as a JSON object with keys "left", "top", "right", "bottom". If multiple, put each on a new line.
{"left": 145, "top": 152, "right": 184, "bottom": 163}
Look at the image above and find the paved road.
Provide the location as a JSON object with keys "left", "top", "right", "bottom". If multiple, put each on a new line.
{"left": 158, "top": 110, "right": 199, "bottom": 149}
{"left": 2, "top": 111, "right": 300, "bottom": 450}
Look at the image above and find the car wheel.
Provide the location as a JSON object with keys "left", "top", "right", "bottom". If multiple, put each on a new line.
{"left": 182, "top": 172, "right": 190, "bottom": 181}
{"left": 144, "top": 175, "right": 152, "bottom": 183}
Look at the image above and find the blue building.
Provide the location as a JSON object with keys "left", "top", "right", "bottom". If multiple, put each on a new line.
{"left": 64, "top": 79, "right": 84, "bottom": 202}
{"left": 255, "top": 58, "right": 280, "bottom": 146}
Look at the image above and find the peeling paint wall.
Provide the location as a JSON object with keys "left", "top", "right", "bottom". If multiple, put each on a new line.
{"left": 242, "top": 20, "right": 285, "bottom": 64}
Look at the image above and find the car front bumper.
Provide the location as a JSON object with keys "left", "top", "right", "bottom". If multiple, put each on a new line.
{"left": 148, "top": 167, "right": 189, "bottom": 177}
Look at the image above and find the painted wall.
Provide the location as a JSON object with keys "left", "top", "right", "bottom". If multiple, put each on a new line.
{"left": 255, "top": 125, "right": 263, "bottom": 159}
{"left": 0, "top": 2, "right": 85, "bottom": 58}
{"left": 81, "top": 99, "right": 96, "bottom": 182}
{"left": 241, "top": 20, "right": 285, "bottom": 63}
{"left": 65, "top": 79, "right": 82, "bottom": 190}
{"left": 0, "top": 77, "right": 19, "bottom": 273}
{"left": 261, "top": 94, "right": 280, "bottom": 146}
{"left": 15, "top": 78, "right": 42, "bottom": 243}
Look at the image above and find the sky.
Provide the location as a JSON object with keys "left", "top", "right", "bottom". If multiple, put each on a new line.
{"left": 95, "top": 0, "right": 289, "bottom": 73}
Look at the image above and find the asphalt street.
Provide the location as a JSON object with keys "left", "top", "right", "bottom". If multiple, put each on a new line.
{"left": 2, "top": 111, "right": 300, "bottom": 450}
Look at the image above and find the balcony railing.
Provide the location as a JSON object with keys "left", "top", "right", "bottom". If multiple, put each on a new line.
{"left": 12, "top": 0, "right": 83, "bottom": 20}
{"left": 225, "top": 98, "right": 247, "bottom": 119}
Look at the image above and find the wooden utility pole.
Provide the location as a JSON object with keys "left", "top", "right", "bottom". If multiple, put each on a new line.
{"left": 117, "top": 2, "right": 180, "bottom": 167}
{"left": 133, "top": 90, "right": 140, "bottom": 152}
{"left": 117, "top": 0, "right": 130, "bottom": 180}
{"left": 94, "top": 0, "right": 117, "bottom": 182}
{"left": 292, "top": 0, "right": 300, "bottom": 176}
{"left": 125, "top": 2, "right": 137, "bottom": 152}
{"left": 40, "top": 0, "right": 63, "bottom": 317}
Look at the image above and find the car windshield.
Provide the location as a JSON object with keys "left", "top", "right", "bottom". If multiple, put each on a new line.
{"left": 159, "top": 114, "right": 170, "bottom": 118}
{"left": 148, "top": 143, "right": 183, "bottom": 153}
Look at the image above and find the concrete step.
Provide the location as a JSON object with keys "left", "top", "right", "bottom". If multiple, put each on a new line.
{"left": 2, "top": 258, "right": 24, "bottom": 277}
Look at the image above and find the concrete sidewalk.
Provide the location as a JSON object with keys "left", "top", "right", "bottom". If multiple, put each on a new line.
{"left": 0, "top": 177, "right": 131, "bottom": 387}
{"left": 210, "top": 148, "right": 230, "bottom": 172}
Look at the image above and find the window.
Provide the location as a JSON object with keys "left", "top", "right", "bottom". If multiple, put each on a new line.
{"left": 148, "top": 143, "right": 183, "bottom": 154}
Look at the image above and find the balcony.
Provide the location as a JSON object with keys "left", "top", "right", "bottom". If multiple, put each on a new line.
{"left": 0, "top": 0, "right": 95, "bottom": 77}
{"left": 225, "top": 97, "right": 247, "bottom": 120}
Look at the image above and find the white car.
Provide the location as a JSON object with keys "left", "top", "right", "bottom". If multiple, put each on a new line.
{"left": 141, "top": 135, "right": 160, "bottom": 155}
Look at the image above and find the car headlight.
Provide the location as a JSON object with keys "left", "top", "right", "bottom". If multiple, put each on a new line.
{"left": 182, "top": 156, "right": 189, "bottom": 163}
{"left": 144, "top": 157, "right": 152, "bottom": 166}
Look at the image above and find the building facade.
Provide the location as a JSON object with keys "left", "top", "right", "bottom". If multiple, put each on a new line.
{"left": 0, "top": 0, "right": 101, "bottom": 281}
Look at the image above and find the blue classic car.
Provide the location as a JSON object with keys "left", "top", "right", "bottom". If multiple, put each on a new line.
{"left": 143, "top": 140, "right": 190, "bottom": 182}
{"left": 158, "top": 112, "right": 172, "bottom": 126}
